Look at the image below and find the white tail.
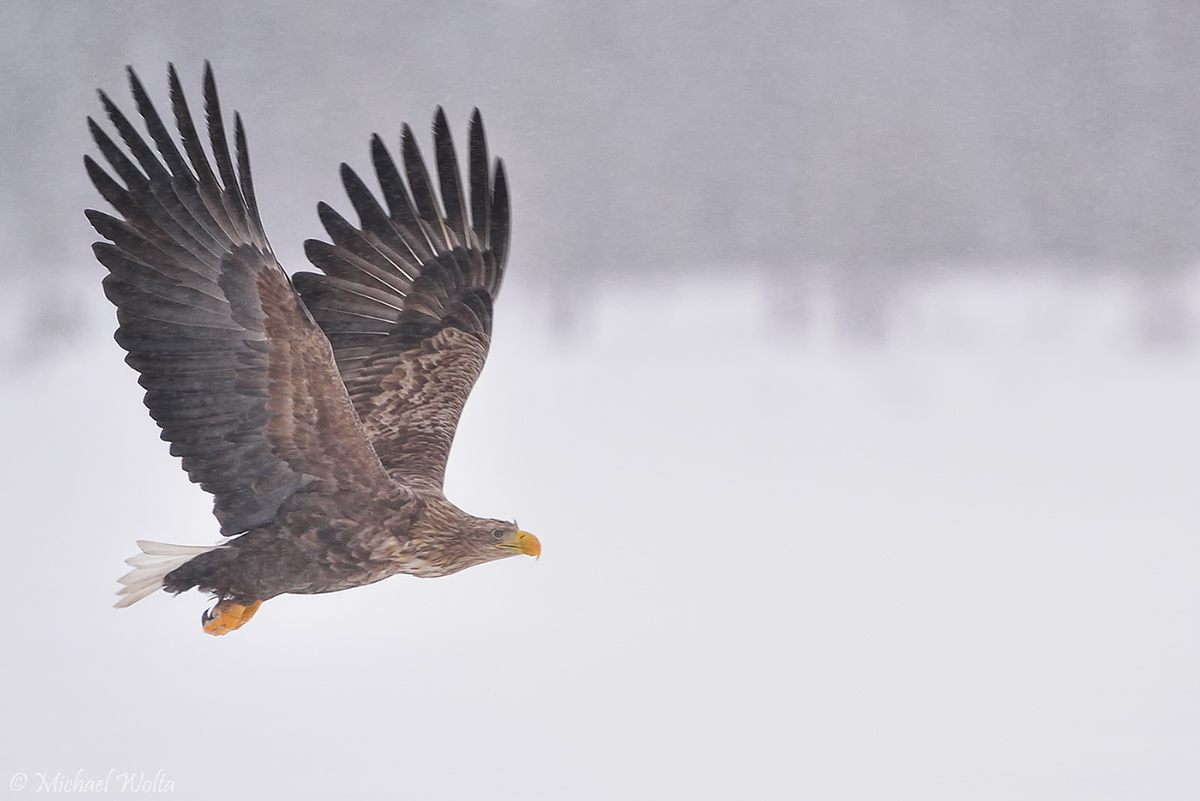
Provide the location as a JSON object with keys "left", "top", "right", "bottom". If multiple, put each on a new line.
{"left": 115, "top": 540, "right": 222, "bottom": 608}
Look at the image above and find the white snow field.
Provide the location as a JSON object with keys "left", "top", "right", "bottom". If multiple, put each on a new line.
{"left": 1, "top": 267, "right": 1197, "bottom": 800}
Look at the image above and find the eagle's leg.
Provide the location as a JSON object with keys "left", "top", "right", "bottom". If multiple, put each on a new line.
{"left": 202, "top": 599, "right": 263, "bottom": 636}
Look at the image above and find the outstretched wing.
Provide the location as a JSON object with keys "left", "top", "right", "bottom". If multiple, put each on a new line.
{"left": 86, "top": 64, "right": 390, "bottom": 536}
{"left": 292, "top": 109, "right": 511, "bottom": 488}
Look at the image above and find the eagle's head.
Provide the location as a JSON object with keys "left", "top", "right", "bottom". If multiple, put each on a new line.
{"left": 484, "top": 519, "right": 541, "bottom": 560}
{"left": 443, "top": 517, "right": 539, "bottom": 575}
{"left": 408, "top": 498, "right": 540, "bottom": 576}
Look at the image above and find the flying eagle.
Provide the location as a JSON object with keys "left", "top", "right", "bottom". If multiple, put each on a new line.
{"left": 86, "top": 64, "right": 540, "bottom": 635}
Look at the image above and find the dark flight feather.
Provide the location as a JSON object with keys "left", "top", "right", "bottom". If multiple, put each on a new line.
{"left": 87, "top": 64, "right": 389, "bottom": 536}
{"left": 294, "top": 104, "right": 511, "bottom": 487}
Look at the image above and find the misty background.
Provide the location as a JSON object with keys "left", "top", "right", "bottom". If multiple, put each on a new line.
{"left": 2, "top": 2, "right": 1198, "bottom": 800}
{"left": 6, "top": 2, "right": 1200, "bottom": 329}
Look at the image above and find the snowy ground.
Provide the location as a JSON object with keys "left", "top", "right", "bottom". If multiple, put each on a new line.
{"left": 1, "top": 267, "right": 1197, "bottom": 800}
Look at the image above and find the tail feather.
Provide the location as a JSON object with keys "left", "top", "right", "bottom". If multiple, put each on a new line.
{"left": 115, "top": 540, "right": 222, "bottom": 608}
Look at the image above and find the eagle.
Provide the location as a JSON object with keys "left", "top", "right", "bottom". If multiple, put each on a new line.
{"left": 86, "top": 64, "right": 540, "bottom": 635}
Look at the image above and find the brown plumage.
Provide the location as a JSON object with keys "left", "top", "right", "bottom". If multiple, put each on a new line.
{"left": 87, "top": 64, "right": 539, "bottom": 635}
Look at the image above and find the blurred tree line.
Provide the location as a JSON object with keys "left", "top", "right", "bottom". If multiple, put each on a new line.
{"left": 3, "top": 0, "right": 1199, "bottom": 290}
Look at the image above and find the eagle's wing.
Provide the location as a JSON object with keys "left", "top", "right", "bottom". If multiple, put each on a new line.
{"left": 86, "top": 64, "right": 390, "bottom": 536}
{"left": 291, "top": 109, "right": 510, "bottom": 488}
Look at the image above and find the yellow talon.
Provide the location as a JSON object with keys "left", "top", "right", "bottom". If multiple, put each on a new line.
{"left": 202, "top": 599, "right": 262, "bottom": 636}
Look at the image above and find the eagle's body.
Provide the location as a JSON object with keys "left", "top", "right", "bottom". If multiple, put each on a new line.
{"left": 86, "top": 65, "right": 539, "bottom": 634}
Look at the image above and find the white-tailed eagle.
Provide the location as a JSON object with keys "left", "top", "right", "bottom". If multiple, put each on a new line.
{"left": 86, "top": 64, "right": 539, "bottom": 635}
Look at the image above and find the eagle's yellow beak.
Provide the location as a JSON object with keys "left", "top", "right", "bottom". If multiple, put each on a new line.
{"left": 498, "top": 529, "right": 541, "bottom": 559}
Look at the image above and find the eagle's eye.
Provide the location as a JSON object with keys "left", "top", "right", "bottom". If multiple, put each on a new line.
{"left": 491, "top": 529, "right": 504, "bottom": 539}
